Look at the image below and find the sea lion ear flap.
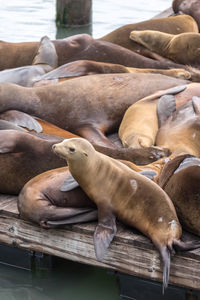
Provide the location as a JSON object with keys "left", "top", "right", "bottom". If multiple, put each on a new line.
{"left": 60, "top": 173, "right": 79, "bottom": 192}
{"left": 94, "top": 204, "right": 117, "bottom": 261}
{"left": 192, "top": 96, "right": 200, "bottom": 115}
{"left": 157, "top": 95, "right": 176, "bottom": 127}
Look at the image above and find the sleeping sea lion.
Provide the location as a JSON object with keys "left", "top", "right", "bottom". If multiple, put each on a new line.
{"left": 173, "top": 0, "right": 200, "bottom": 31}
{"left": 0, "top": 130, "right": 167, "bottom": 194}
{"left": 52, "top": 137, "right": 200, "bottom": 292}
{"left": 18, "top": 167, "right": 97, "bottom": 228}
{"left": 0, "top": 33, "right": 196, "bottom": 72}
{"left": 33, "top": 59, "right": 192, "bottom": 87}
{"left": 159, "top": 154, "right": 200, "bottom": 236}
{"left": 119, "top": 82, "right": 200, "bottom": 151}
{"left": 0, "top": 36, "right": 58, "bottom": 87}
{"left": 0, "top": 73, "right": 188, "bottom": 148}
{"left": 130, "top": 30, "right": 200, "bottom": 67}
{"left": 99, "top": 15, "right": 198, "bottom": 57}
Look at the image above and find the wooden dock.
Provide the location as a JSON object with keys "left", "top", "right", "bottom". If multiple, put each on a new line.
{"left": 0, "top": 194, "right": 200, "bottom": 291}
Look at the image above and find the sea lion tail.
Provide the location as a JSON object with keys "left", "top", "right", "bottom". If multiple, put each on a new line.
{"left": 173, "top": 239, "right": 200, "bottom": 252}
{"left": 160, "top": 246, "right": 171, "bottom": 294}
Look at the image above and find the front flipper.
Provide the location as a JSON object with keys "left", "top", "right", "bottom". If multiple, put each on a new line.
{"left": 157, "top": 95, "right": 176, "bottom": 127}
{"left": 60, "top": 173, "right": 80, "bottom": 192}
{"left": 0, "top": 110, "right": 42, "bottom": 133}
{"left": 94, "top": 203, "right": 117, "bottom": 261}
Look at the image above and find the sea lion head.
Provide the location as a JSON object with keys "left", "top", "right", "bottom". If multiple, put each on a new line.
{"left": 52, "top": 137, "right": 95, "bottom": 163}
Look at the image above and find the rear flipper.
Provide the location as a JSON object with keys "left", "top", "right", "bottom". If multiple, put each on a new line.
{"left": 45, "top": 208, "right": 98, "bottom": 228}
{"left": 159, "top": 239, "right": 200, "bottom": 293}
{"left": 36, "top": 207, "right": 97, "bottom": 228}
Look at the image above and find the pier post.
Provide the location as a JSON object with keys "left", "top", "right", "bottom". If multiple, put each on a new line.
{"left": 56, "top": 0, "right": 92, "bottom": 26}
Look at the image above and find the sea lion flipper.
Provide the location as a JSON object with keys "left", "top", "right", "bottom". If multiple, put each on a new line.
{"left": 60, "top": 174, "right": 80, "bottom": 192}
{"left": 0, "top": 110, "right": 42, "bottom": 133}
{"left": 94, "top": 204, "right": 117, "bottom": 261}
{"left": 192, "top": 96, "right": 200, "bottom": 114}
{"left": 139, "top": 170, "right": 157, "bottom": 180}
{"left": 45, "top": 208, "right": 98, "bottom": 227}
{"left": 157, "top": 94, "right": 176, "bottom": 127}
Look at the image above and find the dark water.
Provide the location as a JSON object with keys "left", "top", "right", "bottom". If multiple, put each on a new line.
{"left": 0, "top": 0, "right": 172, "bottom": 299}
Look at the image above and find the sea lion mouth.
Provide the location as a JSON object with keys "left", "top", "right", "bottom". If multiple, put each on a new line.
{"left": 52, "top": 144, "right": 68, "bottom": 160}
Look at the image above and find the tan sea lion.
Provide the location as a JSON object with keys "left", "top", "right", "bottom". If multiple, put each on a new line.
{"left": 0, "top": 73, "right": 188, "bottom": 148}
{"left": 18, "top": 167, "right": 97, "bottom": 228}
{"left": 53, "top": 137, "right": 200, "bottom": 292}
{"left": 130, "top": 30, "right": 200, "bottom": 67}
{"left": 119, "top": 82, "right": 200, "bottom": 151}
{"left": 0, "top": 33, "right": 195, "bottom": 72}
{"left": 159, "top": 155, "right": 200, "bottom": 236}
{"left": 33, "top": 59, "right": 192, "bottom": 87}
{"left": 0, "top": 36, "right": 58, "bottom": 87}
{"left": 100, "top": 15, "right": 198, "bottom": 58}
{"left": 173, "top": 0, "right": 200, "bottom": 31}
{"left": 0, "top": 130, "right": 167, "bottom": 195}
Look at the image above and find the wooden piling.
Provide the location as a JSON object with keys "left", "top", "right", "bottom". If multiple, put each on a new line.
{"left": 56, "top": 0, "right": 92, "bottom": 26}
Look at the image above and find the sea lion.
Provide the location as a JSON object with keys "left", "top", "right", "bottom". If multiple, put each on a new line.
{"left": 0, "top": 73, "right": 188, "bottom": 148}
{"left": 173, "top": 0, "right": 200, "bottom": 31}
{"left": 33, "top": 59, "right": 192, "bottom": 87}
{"left": 100, "top": 15, "right": 198, "bottom": 57}
{"left": 130, "top": 30, "right": 200, "bottom": 67}
{"left": 0, "top": 130, "right": 167, "bottom": 195}
{"left": 156, "top": 96, "right": 200, "bottom": 157}
{"left": 18, "top": 167, "right": 97, "bottom": 228}
{"left": 119, "top": 82, "right": 200, "bottom": 151}
{"left": 159, "top": 154, "right": 200, "bottom": 236}
{"left": 53, "top": 137, "right": 200, "bottom": 291}
{"left": 0, "top": 33, "right": 195, "bottom": 72}
{"left": 0, "top": 36, "right": 58, "bottom": 87}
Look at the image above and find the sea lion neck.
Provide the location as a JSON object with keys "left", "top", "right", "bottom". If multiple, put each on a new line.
{"left": 0, "top": 83, "right": 41, "bottom": 114}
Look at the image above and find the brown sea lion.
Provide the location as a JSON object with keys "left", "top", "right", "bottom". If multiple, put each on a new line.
{"left": 119, "top": 82, "right": 200, "bottom": 151}
{"left": 0, "top": 36, "right": 58, "bottom": 87}
{"left": 159, "top": 154, "right": 200, "bottom": 236}
{"left": 0, "top": 73, "right": 188, "bottom": 148}
{"left": 100, "top": 15, "right": 198, "bottom": 57}
{"left": 33, "top": 59, "right": 192, "bottom": 87}
{"left": 173, "top": 0, "right": 200, "bottom": 31}
{"left": 18, "top": 167, "right": 97, "bottom": 228}
{"left": 52, "top": 137, "right": 200, "bottom": 291}
{"left": 0, "top": 33, "right": 195, "bottom": 72}
{"left": 130, "top": 30, "right": 200, "bottom": 67}
{"left": 0, "top": 130, "right": 167, "bottom": 195}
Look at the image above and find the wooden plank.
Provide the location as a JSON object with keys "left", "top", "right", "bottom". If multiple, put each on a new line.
{"left": 0, "top": 194, "right": 18, "bottom": 216}
{"left": 0, "top": 208, "right": 199, "bottom": 290}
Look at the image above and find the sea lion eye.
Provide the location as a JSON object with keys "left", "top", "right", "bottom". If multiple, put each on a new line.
{"left": 69, "top": 147, "right": 75, "bottom": 152}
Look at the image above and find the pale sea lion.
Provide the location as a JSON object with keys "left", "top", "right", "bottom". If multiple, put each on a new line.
{"left": 53, "top": 137, "right": 200, "bottom": 291}
{"left": 0, "top": 33, "right": 195, "bottom": 72}
{"left": 99, "top": 15, "right": 198, "bottom": 57}
{"left": 33, "top": 59, "right": 192, "bottom": 87}
{"left": 0, "top": 36, "right": 58, "bottom": 87}
{"left": 0, "top": 130, "right": 167, "bottom": 195}
{"left": 119, "top": 82, "right": 200, "bottom": 151}
{"left": 159, "top": 154, "right": 200, "bottom": 236}
{"left": 0, "top": 73, "right": 188, "bottom": 148}
{"left": 173, "top": 0, "right": 200, "bottom": 31}
{"left": 130, "top": 30, "right": 200, "bottom": 67}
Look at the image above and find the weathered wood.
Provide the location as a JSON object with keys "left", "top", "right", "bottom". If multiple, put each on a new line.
{"left": 56, "top": 0, "right": 92, "bottom": 26}
{"left": 0, "top": 194, "right": 200, "bottom": 290}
